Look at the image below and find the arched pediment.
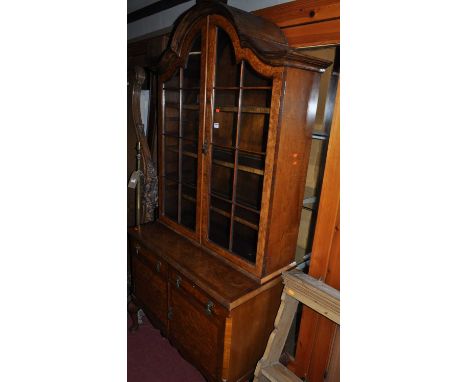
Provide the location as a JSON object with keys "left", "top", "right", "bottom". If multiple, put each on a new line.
{"left": 157, "top": 0, "right": 331, "bottom": 74}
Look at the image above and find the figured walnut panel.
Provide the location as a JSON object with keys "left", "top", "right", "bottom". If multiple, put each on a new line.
{"left": 170, "top": 287, "right": 224, "bottom": 381}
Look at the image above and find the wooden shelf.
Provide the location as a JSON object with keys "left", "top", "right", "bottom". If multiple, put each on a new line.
{"left": 214, "top": 86, "right": 272, "bottom": 90}
{"left": 165, "top": 102, "right": 200, "bottom": 111}
{"left": 166, "top": 145, "right": 198, "bottom": 159}
{"left": 213, "top": 158, "right": 264, "bottom": 176}
{"left": 210, "top": 191, "right": 261, "bottom": 216}
{"left": 163, "top": 87, "right": 200, "bottom": 91}
{"left": 215, "top": 105, "right": 270, "bottom": 114}
{"left": 212, "top": 145, "right": 265, "bottom": 176}
{"left": 181, "top": 193, "right": 196, "bottom": 203}
{"left": 163, "top": 174, "right": 196, "bottom": 190}
{"left": 162, "top": 133, "right": 198, "bottom": 144}
{"left": 212, "top": 143, "right": 266, "bottom": 157}
{"left": 210, "top": 205, "right": 259, "bottom": 231}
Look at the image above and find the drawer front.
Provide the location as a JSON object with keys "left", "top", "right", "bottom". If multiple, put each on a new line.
{"left": 170, "top": 287, "right": 224, "bottom": 381}
{"left": 170, "top": 271, "right": 227, "bottom": 319}
{"left": 132, "top": 256, "right": 168, "bottom": 329}
{"left": 132, "top": 241, "right": 168, "bottom": 278}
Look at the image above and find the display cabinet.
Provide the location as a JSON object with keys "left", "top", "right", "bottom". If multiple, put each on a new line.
{"left": 128, "top": 1, "right": 331, "bottom": 381}
{"left": 156, "top": 1, "right": 330, "bottom": 283}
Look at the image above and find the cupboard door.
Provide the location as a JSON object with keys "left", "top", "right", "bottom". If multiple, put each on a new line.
{"left": 169, "top": 287, "right": 223, "bottom": 380}
{"left": 132, "top": 256, "right": 168, "bottom": 330}
{"left": 160, "top": 29, "right": 203, "bottom": 235}
{"left": 205, "top": 26, "right": 273, "bottom": 265}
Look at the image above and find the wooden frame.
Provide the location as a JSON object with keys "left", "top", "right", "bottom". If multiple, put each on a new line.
{"left": 200, "top": 14, "right": 284, "bottom": 280}
{"left": 157, "top": 17, "right": 207, "bottom": 243}
{"left": 290, "top": 81, "right": 340, "bottom": 381}
{"left": 253, "top": 269, "right": 340, "bottom": 382}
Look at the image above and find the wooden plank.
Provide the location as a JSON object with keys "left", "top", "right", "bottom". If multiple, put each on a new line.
{"left": 309, "top": 81, "right": 340, "bottom": 281}
{"left": 283, "top": 270, "right": 339, "bottom": 325}
{"left": 254, "top": 292, "right": 298, "bottom": 381}
{"left": 253, "top": 0, "right": 340, "bottom": 48}
{"left": 283, "top": 19, "right": 340, "bottom": 48}
{"left": 253, "top": 0, "right": 339, "bottom": 28}
{"left": 261, "top": 363, "right": 302, "bottom": 382}
{"left": 325, "top": 326, "right": 340, "bottom": 382}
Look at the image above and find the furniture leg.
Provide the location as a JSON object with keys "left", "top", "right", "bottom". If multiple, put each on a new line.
{"left": 128, "top": 300, "right": 140, "bottom": 332}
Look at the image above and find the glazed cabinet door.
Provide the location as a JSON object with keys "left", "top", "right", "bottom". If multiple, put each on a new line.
{"left": 201, "top": 18, "right": 283, "bottom": 278}
{"left": 169, "top": 286, "right": 224, "bottom": 381}
{"left": 158, "top": 22, "right": 206, "bottom": 241}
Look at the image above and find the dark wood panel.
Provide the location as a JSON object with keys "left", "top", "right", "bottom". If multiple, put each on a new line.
{"left": 170, "top": 287, "right": 224, "bottom": 381}
{"left": 132, "top": 256, "right": 168, "bottom": 331}
{"left": 228, "top": 280, "right": 283, "bottom": 382}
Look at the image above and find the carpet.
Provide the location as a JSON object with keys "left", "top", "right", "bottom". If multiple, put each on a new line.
{"left": 128, "top": 314, "right": 206, "bottom": 382}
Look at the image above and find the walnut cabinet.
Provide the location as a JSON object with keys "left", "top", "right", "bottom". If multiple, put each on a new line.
{"left": 128, "top": 2, "right": 330, "bottom": 381}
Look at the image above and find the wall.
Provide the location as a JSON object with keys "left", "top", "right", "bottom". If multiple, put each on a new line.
{"left": 127, "top": 0, "right": 294, "bottom": 41}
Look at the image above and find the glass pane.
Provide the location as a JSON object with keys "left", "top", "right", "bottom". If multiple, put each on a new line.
{"left": 181, "top": 154, "right": 197, "bottom": 187}
{"left": 163, "top": 91, "right": 179, "bottom": 136}
{"left": 215, "top": 28, "right": 240, "bottom": 87}
{"left": 182, "top": 90, "right": 199, "bottom": 141}
{"left": 163, "top": 136, "right": 179, "bottom": 181}
{"left": 236, "top": 170, "right": 263, "bottom": 211}
{"left": 164, "top": 179, "right": 178, "bottom": 221}
{"left": 238, "top": 113, "right": 268, "bottom": 153}
{"left": 243, "top": 61, "right": 272, "bottom": 88}
{"left": 232, "top": 222, "right": 258, "bottom": 263}
{"left": 210, "top": 161, "right": 234, "bottom": 200}
{"left": 183, "top": 34, "right": 201, "bottom": 88}
{"left": 181, "top": 197, "right": 196, "bottom": 230}
{"left": 213, "top": 109, "right": 238, "bottom": 148}
{"left": 296, "top": 208, "right": 313, "bottom": 260}
{"left": 242, "top": 89, "right": 271, "bottom": 108}
{"left": 237, "top": 151, "right": 265, "bottom": 173}
{"left": 295, "top": 45, "right": 339, "bottom": 262}
{"left": 214, "top": 89, "right": 239, "bottom": 107}
{"left": 209, "top": 210, "right": 230, "bottom": 249}
{"left": 234, "top": 205, "right": 259, "bottom": 227}
{"left": 210, "top": 194, "right": 231, "bottom": 214}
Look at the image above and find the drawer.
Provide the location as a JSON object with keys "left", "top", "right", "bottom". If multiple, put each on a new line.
{"left": 132, "top": 241, "right": 168, "bottom": 278}
{"left": 132, "top": 255, "right": 168, "bottom": 329}
{"left": 169, "top": 270, "right": 227, "bottom": 319}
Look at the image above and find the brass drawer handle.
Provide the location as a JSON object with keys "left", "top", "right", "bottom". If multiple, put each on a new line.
{"left": 135, "top": 244, "right": 140, "bottom": 256}
{"left": 156, "top": 261, "right": 161, "bottom": 273}
{"left": 176, "top": 276, "right": 182, "bottom": 288}
{"left": 205, "top": 301, "right": 214, "bottom": 316}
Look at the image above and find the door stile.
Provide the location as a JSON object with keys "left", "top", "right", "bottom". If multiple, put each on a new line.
{"left": 201, "top": 17, "right": 217, "bottom": 248}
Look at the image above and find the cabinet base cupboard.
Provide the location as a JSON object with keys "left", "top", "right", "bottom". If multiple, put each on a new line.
{"left": 128, "top": 223, "right": 284, "bottom": 382}
{"left": 128, "top": 1, "right": 331, "bottom": 381}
